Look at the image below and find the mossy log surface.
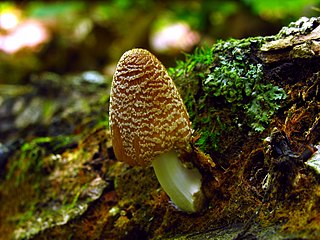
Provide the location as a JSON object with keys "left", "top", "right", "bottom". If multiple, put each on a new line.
{"left": 1, "top": 17, "right": 320, "bottom": 240}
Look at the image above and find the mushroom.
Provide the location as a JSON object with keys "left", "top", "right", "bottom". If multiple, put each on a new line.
{"left": 109, "top": 48, "right": 205, "bottom": 213}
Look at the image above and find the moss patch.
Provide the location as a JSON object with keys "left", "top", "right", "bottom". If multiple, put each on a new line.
{"left": 170, "top": 38, "right": 286, "bottom": 157}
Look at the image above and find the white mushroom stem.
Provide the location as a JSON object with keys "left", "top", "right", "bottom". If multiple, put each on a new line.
{"left": 152, "top": 149, "right": 204, "bottom": 213}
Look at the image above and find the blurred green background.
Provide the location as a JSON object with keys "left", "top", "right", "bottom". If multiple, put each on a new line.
{"left": 0, "top": 0, "right": 319, "bottom": 84}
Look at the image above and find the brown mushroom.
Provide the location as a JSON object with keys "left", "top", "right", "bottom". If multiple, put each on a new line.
{"left": 109, "top": 48, "right": 205, "bottom": 212}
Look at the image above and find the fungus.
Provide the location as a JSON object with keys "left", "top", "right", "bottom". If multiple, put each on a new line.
{"left": 109, "top": 48, "right": 205, "bottom": 213}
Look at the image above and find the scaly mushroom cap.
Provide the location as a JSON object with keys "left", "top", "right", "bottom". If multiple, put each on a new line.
{"left": 109, "top": 48, "right": 192, "bottom": 166}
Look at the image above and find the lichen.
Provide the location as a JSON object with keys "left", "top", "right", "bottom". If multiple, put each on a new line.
{"left": 205, "top": 39, "right": 287, "bottom": 132}
{"left": 277, "top": 16, "right": 320, "bottom": 37}
{"left": 260, "top": 17, "right": 320, "bottom": 54}
{"left": 170, "top": 38, "right": 286, "bottom": 153}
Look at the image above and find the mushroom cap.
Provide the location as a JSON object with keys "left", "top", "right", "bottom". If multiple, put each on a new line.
{"left": 109, "top": 48, "right": 192, "bottom": 166}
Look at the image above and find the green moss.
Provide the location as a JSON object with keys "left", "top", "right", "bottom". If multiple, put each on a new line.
{"left": 7, "top": 135, "right": 78, "bottom": 185}
{"left": 8, "top": 131, "right": 108, "bottom": 239}
{"left": 170, "top": 38, "right": 286, "bottom": 153}
{"left": 169, "top": 45, "right": 213, "bottom": 122}
{"left": 168, "top": 46, "right": 214, "bottom": 78}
